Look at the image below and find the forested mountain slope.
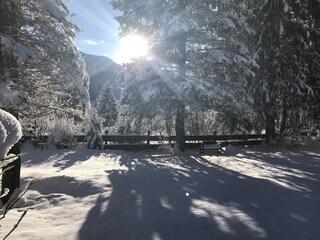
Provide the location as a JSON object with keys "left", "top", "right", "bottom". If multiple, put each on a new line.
{"left": 82, "top": 52, "right": 122, "bottom": 102}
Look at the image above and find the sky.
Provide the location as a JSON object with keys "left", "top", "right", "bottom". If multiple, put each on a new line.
{"left": 66, "top": 0, "right": 122, "bottom": 62}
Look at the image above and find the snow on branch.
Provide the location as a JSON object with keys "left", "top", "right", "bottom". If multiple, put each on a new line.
{"left": 1, "top": 0, "right": 89, "bottom": 115}
{"left": 159, "top": 11, "right": 196, "bottom": 36}
{"left": 0, "top": 82, "right": 24, "bottom": 107}
{"left": 209, "top": 49, "right": 229, "bottom": 63}
{"left": 0, "top": 35, "right": 37, "bottom": 63}
{"left": 37, "top": 0, "right": 68, "bottom": 21}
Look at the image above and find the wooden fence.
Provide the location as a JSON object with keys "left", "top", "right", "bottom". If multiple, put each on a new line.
{"left": 22, "top": 134, "right": 266, "bottom": 151}
{"left": 101, "top": 134, "right": 266, "bottom": 151}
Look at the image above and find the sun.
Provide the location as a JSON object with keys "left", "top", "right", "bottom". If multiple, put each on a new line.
{"left": 114, "top": 34, "right": 149, "bottom": 64}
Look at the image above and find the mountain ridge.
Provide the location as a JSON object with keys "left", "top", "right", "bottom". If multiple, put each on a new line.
{"left": 81, "top": 52, "right": 123, "bottom": 102}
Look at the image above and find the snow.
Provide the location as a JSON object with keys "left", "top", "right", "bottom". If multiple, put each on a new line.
{"left": 280, "top": 20, "right": 285, "bottom": 36}
{"left": 0, "top": 35, "right": 36, "bottom": 63}
{"left": 37, "top": 0, "right": 68, "bottom": 21}
{"left": 210, "top": 49, "right": 229, "bottom": 63}
{"left": 0, "top": 109, "right": 22, "bottom": 160}
{"left": 283, "top": 1, "right": 289, "bottom": 13}
{"left": 233, "top": 55, "right": 248, "bottom": 65}
{"left": 0, "top": 82, "right": 22, "bottom": 108}
{"left": 120, "top": 59, "right": 213, "bottom": 104}
{"left": 143, "top": 87, "right": 158, "bottom": 102}
{"left": 2, "top": 142, "right": 320, "bottom": 239}
{"left": 220, "top": 17, "right": 236, "bottom": 30}
{"left": 159, "top": 12, "right": 194, "bottom": 36}
{"left": 1, "top": 1, "right": 89, "bottom": 118}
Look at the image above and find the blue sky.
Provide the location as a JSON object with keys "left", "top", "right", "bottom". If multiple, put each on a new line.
{"left": 67, "top": 0, "right": 121, "bottom": 62}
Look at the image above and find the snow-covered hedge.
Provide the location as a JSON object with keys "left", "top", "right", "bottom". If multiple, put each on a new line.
{"left": 47, "top": 118, "right": 79, "bottom": 149}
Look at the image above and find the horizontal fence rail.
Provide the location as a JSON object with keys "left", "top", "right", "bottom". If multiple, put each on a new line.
{"left": 22, "top": 134, "right": 266, "bottom": 149}
{"left": 21, "top": 131, "right": 318, "bottom": 151}
{"left": 101, "top": 134, "right": 266, "bottom": 143}
{"left": 22, "top": 134, "right": 266, "bottom": 142}
{"left": 183, "top": 134, "right": 266, "bottom": 141}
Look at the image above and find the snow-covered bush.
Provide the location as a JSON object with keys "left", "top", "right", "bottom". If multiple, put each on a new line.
{"left": 0, "top": 110, "right": 22, "bottom": 161}
{"left": 84, "top": 107, "right": 104, "bottom": 149}
{"left": 0, "top": 109, "right": 23, "bottom": 216}
{"left": 21, "top": 118, "right": 48, "bottom": 149}
{"left": 47, "top": 118, "right": 79, "bottom": 149}
{"left": 0, "top": 109, "right": 22, "bottom": 199}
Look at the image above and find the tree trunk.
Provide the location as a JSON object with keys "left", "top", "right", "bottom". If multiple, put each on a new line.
{"left": 174, "top": 31, "right": 187, "bottom": 152}
{"left": 280, "top": 107, "right": 287, "bottom": 135}
{"left": 265, "top": 111, "right": 276, "bottom": 144}
{"left": 195, "top": 111, "right": 199, "bottom": 135}
{"left": 175, "top": 103, "right": 185, "bottom": 152}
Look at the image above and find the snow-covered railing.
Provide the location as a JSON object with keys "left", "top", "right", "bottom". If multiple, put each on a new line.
{"left": 23, "top": 133, "right": 266, "bottom": 142}
{"left": 22, "top": 134, "right": 266, "bottom": 150}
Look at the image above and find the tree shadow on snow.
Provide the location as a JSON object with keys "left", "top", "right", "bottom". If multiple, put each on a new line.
{"left": 22, "top": 144, "right": 108, "bottom": 171}
{"left": 78, "top": 151, "right": 320, "bottom": 240}
{"left": 25, "top": 176, "right": 103, "bottom": 198}
{"left": 226, "top": 147, "right": 320, "bottom": 196}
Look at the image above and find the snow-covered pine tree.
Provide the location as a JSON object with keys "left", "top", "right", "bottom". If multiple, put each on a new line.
{"left": 298, "top": 0, "right": 320, "bottom": 130}
{"left": 248, "top": 0, "right": 315, "bottom": 142}
{"left": 111, "top": 0, "right": 194, "bottom": 151}
{"left": 111, "top": 0, "right": 257, "bottom": 149}
{"left": 117, "top": 59, "right": 175, "bottom": 135}
{"left": 96, "top": 83, "right": 118, "bottom": 128}
{"left": 189, "top": 1, "right": 258, "bottom": 131}
{"left": 0, "top": 0, "right": 89, "bottom": 203}
{"left": 1, "top": 0, "right": 90, "bottom": 120}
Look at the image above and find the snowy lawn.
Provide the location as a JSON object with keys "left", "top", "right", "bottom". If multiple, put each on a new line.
{"left": 2, "top": 142, "right": 320, "bottom": 240}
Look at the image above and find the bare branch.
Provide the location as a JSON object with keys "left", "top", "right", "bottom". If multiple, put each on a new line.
{"left": 3, "top": 209, "right": 28, "bottom": 240}
{"left": 1, "top": 182, "right": 33, "bottom": 219}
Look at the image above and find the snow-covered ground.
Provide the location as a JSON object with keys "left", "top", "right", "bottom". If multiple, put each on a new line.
{"left": 2, "top": 142, "right": 320, "bottom": 240}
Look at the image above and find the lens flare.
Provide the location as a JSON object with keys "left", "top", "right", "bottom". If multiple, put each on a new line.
{"left": 114, "top": 34, "right": 149, "bottom": 63}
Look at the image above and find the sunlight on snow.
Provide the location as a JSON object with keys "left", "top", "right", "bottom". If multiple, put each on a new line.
{"left": 190, "top": 199, "right": 267, "bottom": 238}
{"left": 145, "top": 157, "right": 191, "bottom": 177}
{"left": 136, "top": 194, "right": 144, "bottom": 219}
{"left": 100, "top": 199, "right": 110, "bottom": 214}
{"left": 204, "top": 153, "right": 317, "bottom": 193}
{"left": 289, "top": 212, "right": 308, "bottom": 223}
{"left": 160, "top": 196, "right": 175, "bottom": 210}
{"left": 151, "top": 232, "right": 162, "bottom": 240}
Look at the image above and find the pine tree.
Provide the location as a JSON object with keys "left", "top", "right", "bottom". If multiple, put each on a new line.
{"left": 111, "top": 0, "right": 257, "bottom": 149}
{"left": 1, "top": 0, "right": 90, "bottom": 119}
{"left": 0, "top": 0, "right": 26, "bottom": 205}
{"left": 248, "top": 0, "right": 316, "bottom": 142}
{"left": 0, "top": 0, "right": 89, "bottom": 203}
{"left": 300, "top": 0, "right": 320, "bottom": 129}
{"left": 96, "top": 83, "right": 118, "bottom": 128}
{"left": 118, "top": 59, "right": 174, "bottom": 135}
{"left": 190, "top": 1, "right": 257, "bottom": 126}
{"left": 111, "top": 0, "right": 193, "bottom": 151}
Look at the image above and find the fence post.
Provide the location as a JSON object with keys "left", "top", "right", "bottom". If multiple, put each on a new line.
{"left": 242, "top": 131, "right": 246, "bottom": 147}
{"left": 147, "top": 130, "right": 151, "bottom": 151}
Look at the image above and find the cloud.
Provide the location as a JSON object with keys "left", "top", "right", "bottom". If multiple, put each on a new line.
{"left": 103, "top": 53, "right": 112, "bottom": 58}
{"left": 81, "top": 39, "right": 106, "bottom": 46}
{"left": 82, "top": 39, "right": 98, "bottom": 45}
